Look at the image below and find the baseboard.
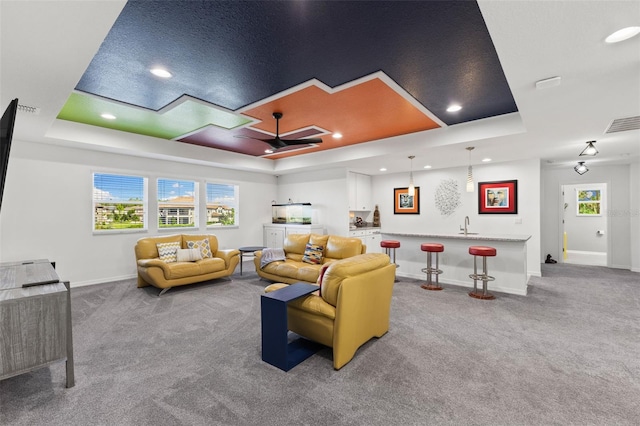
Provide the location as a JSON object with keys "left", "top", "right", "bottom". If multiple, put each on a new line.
{"left": 395, "top": 272, "right": 528, "bottom": 296}
{"left": 71, "top": 273, "right": 137, "bottom": 288}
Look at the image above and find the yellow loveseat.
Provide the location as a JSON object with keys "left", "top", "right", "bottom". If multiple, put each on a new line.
{"left": 135, "top": 234, "right": 240, "bottom": 295}
{"left": 254, "top": 233, "right": 366, "bottom": 284}
{"left": 265, "top": 253, "right": 395, "bottom": 369}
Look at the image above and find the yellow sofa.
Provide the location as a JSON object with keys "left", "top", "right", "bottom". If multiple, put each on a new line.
{"left": 265, "top": 253, "right": 395, "bottom": 369}
{"left": 135, "top": 234, "right": 240, "bottom": 295}
{"left": 254, "top": 233, "right": 366, "bottom": 284}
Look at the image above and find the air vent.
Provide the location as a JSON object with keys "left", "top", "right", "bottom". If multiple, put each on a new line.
{"left": 17, "top": 104, "right": 41, "bottom": 115}
{"left": 605, "top": 116, "right": 640, "bottom": 133}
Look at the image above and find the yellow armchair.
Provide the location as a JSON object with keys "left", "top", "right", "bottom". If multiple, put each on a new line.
{"left": 266, "top": 253, "right": 396, "bottom": 369}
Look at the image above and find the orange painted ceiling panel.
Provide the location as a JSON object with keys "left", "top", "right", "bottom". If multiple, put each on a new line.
{"left": 242, "top": 78, "right": 441, "bottom": 159}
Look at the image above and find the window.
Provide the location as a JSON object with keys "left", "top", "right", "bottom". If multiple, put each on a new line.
{"left": 158, "top": 178, "right": 197, "bottom": 228}
{"left": 93, "top": 173, "right": 147, "bottom": 232}
{"left": 206, "top": 182, "right": 238, "bottom": 227}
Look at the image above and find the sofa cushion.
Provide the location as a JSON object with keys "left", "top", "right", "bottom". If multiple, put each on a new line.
{"left": 297, "top": 263, "right": 323, "bottom": 283}
{"left": 187, "top": 238, "right": 212, "bottom": 258}
{"left": 157, "top": 242, "right": 181, "bottom": 263}
{"left": 197, "top": 257, "right": 226, "bottom": 274}
{"left": 302, "top": 243, "right": 324, "bottom": 265}
{"left": 289, "top": 294, "right": 336, "bottom": 320}
{"left": 325, "top": 235, "right": 363, "bottom": 260}
{"left": 309, "top": 233, "right": 330, "bottom": 248}
{"left": 176, "top": 248, "right": 202, "bottom": 262}
{"left": 284, "top": 233, "right": 311, "bottom": 255}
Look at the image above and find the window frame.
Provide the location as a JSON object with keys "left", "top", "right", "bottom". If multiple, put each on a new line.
{"left": 206, "top": 182, "right": 239, "bottom": 228}
{"left": 92, "top": 172, "right": 148, "bottom": 234}
{"left": 157, "top": 177, "right": 199, "bottom": 230}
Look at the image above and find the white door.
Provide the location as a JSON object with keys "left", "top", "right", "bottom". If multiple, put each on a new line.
{"left": 560, "top": 183, "right": 608, "bottom": 266}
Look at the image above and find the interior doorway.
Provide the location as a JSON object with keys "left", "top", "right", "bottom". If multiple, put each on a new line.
{"left": 560, "top": 183, "right": 608, "bottom": 266}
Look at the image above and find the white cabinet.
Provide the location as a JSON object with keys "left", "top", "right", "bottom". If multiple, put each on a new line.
{"left": 264, "top": 226, "right": 286, "bottom": 249}
{"left": 348, "top": 172, "right": 372, "bottom": 211}
{"left": 263, "top": 224, "right": 325, "bottom": 248}
{"left": 348, "top": 229, "right": 382, "bottom": 253}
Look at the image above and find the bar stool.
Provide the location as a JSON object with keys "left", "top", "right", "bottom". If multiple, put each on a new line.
{"left": 420, "top": 243, "right": 444, "bottom": 291}
{"left": 468, "top": 246, "right": 496, "bottom": 300}
{"left": 380, "top": 240, "right": 400, "bottom": 268}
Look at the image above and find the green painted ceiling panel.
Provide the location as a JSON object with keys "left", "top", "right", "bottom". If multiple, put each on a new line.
{"left": 57, "top": 93, "right": 252, "bottom": 140}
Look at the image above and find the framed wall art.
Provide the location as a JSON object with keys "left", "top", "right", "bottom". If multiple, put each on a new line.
{"left": 394, "top": 187, "right": 420, "bottom": 214}
{"left": 478, "top": 180, "right": 518, "bottom": 214}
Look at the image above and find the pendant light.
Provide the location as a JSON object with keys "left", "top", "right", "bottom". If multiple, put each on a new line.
{"left": 408, "top": 155, "right": 415, "bottom": 197}
{"left": 579, "top": 140, "right": 598, "bottom": 156}
{"left": 574, "top": 161, "right": 589, "bottom": 175}
{"left": 466, "top": 147, "right": 475, "bottom": 192}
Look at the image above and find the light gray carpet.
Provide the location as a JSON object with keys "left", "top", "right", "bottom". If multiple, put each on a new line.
{"left": 1, "top": 262, "right": 639, "bottom": 425}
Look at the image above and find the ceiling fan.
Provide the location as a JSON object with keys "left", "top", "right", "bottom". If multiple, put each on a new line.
{"left": 236, "top": 112, "right": 323, "bottom": 151}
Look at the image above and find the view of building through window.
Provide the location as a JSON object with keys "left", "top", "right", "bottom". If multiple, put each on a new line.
{"left": 93, "top": 174, "right": 238, "bottom": 232}
{"left": 158, "top": 178, "right": 197, "bottom": 228}
{"left": 207, "top": 183, "right": 237, "bottom": 226}
{"left": 93, "top": 173, "right": 147, "bottom": 231}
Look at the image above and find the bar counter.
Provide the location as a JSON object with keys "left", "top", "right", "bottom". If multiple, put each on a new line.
{"left": 382, "top": 232, "right": 532, "bottom": 296}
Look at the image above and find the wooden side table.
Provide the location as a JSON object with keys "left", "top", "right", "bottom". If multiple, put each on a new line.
{"left": 260, "top": 283, "right": 323, "bottom": 371}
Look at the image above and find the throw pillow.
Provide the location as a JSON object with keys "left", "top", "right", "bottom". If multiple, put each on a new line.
{"left": 157, "top": 242, "right": 181, "bottom": 263}
{"left": 302, "top": 243, "right": 323, "bottom": 265}
{"left": 187, "top": 238, "right": 212, "bottom": 258}
{"left": 176, "top": 248, "right": 203, "bottom": 262}
{"left": 316, "top": 263, "right": 331, "bottom": 297}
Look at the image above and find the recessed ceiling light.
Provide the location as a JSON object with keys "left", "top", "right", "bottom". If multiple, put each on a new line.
{"left": 264, "top": 149, "right": 274, "bottom": 154}
{"left": 423, "top": 165, "right": 432, "bottom": 169}
{"left": 101, "top": 113, "right": 116, "bottom": 120}
{"left": 333, "top": 132, "right": 343, "bottom": 139}
{"left": 150, "top": 68, "right": 172, "bottom": 78}
{"left": 605, "top": 26, "right": 640, "bottom": 43}
{"left": 482, "top": 158, "right": 492, "bottom": 162}
{"left": 379, "top": 167, "right": 387, "bottom": 172}
{"left": 446, "top": 104, "right": 462, "bottom": 112}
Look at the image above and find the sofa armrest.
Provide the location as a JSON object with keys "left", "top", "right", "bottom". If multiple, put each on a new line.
{"left": 215, "top": 249, "right": 241, "bottom": 268}
{"left": 137, "top": 258, "right": 174, "bottom": 278}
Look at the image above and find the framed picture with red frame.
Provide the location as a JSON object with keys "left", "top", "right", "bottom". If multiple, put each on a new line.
{"left": 478, "top": 180, "right": 518, "bottom": 214}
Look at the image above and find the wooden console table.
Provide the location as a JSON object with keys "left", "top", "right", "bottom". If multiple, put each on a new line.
{"left": 0, "top": 259, "right": 74, "bottom": 387}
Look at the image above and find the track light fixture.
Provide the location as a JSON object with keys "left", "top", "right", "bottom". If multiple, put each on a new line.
{"left": 408, "top": 155, "right": 415, "bottom": 197}
{"left": 574, "top": 161, "right": 589, "bottom": 175}
{"left": 579, "top": 140, "right": 598, "bottom": 156}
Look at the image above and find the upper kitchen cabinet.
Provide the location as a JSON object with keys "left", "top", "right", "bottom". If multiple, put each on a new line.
{"left": 348, "top": 172, "right": 372, "bottom": 211}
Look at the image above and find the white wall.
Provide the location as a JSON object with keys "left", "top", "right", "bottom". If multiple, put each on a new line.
{"left": 276, "top": 168, "right": 350, "bottom": 236}
{"left": 372, "top": 158, "right": 542, "bottom": 278}
{"left": 0, "top": 139, "right": 277, "bottom": 286}
{"left": 541, "top": 164, "right": 632, "bottom": 270}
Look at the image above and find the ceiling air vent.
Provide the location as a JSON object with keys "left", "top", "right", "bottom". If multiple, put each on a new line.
{"left": 605, "top": 116, "right": 640, "bottom": 133}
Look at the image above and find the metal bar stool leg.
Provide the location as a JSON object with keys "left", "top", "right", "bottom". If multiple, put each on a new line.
{"left": 468, "top": 246, "right": 496, "bottom": 300}
{"left": 420, "top": 243, "right": 444, "bottom": 291}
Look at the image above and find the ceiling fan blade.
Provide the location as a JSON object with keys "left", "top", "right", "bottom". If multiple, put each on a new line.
{"left": 280, "top": 138, "right": 323, "bottom": 146}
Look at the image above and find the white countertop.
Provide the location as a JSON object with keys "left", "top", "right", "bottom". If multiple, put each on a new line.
{"left": 382, "top": 232, "right": 531, "bottom": 242}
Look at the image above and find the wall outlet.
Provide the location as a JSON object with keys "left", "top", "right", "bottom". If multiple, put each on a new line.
{"left": 515, "top": 218, "right": 522, "bottom": 224}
